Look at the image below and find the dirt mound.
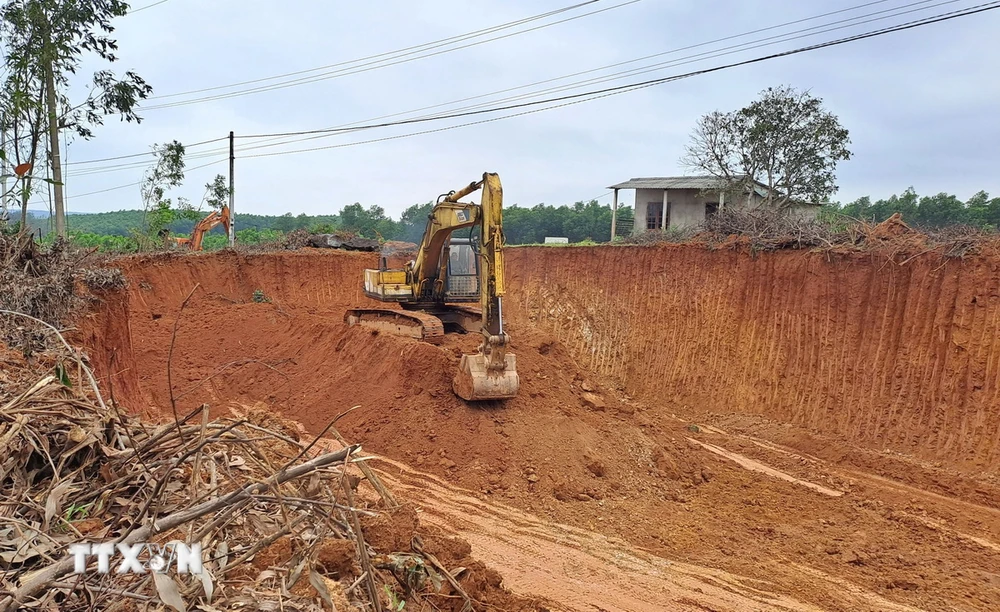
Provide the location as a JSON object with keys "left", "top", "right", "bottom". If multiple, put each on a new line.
{"left": 363, "top": 506, "right": 543, "bottom": 611}
{"left": 0, "top": 330, "right": 539, "bottom": 611}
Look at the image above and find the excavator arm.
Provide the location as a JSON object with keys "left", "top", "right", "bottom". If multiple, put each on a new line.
{"left": 190, "top": 206, "right": 230, "bottom": 251}
{"left": 173, "top": 206, "right": 230, "bottom": 251}
{"left": 446, "top": 173, "right": 519, "bottom": 401}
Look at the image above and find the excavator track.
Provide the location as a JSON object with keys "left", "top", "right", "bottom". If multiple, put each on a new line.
{"left": 344, "top": 308, "right": 445, "bottom": 343}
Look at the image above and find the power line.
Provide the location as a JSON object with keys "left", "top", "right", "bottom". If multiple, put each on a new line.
{"left": 64, "top": 0, "right": 997, "bottom": 174}
{"left": 396, "top": 0, "right": 958, "bottom": 121}
{"left": 235, "top": 0, "right": 953, "bottom": 143}
{"left": 237, "top": 3, "right": 1000, "bottom": 160}
{"left": 62, "top": 0, "right": 939, "bottom": 164}
{"left": 66, "top": 136, "right": 228, "bottom": 166}
{"left": 145, "top": 1, "right": 602, "bottom": 101}
{"left": 68, "top": 158, "right": 227, "bottom": 200}
{"left": 140, "top": 0, "right": 642, "bottom": 110}
{"left": 67, "top": 148, "right": 225, "bottom": 177}
{"left": 129, "top": 0, "right": 172, "bottom": 13}
{"left": 230, "top": 0, "right": 906, "bottom": 151}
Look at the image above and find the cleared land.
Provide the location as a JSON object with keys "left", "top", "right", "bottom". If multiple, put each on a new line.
{"left": 78, "top": 246, "right": 1000, "bottom": 611}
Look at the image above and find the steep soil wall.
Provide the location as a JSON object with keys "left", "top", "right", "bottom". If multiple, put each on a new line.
{"left": 79, "top": 245, "right": 1000, "bottom": 473}
{"left": 78, "top": 250, "right": 375, "bottom": 414}
{"left": 505, "top": 245, "right": 1000, "bottom": 473}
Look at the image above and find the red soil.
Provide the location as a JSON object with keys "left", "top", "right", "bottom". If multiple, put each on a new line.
{"left": 77, "top": 248, "right": 1000, "bottom": 611}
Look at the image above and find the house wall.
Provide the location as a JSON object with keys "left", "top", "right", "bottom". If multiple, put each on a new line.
{"left": 631, "top": 187, "right": 734, "bottom": 233}
{"left": 632, "top": 189, "right": 663, "bottom": 234}
{"left": 788, "top": 204, "right": 820, "bottom": 220}
{"left": 669, "top": 189, "right": 705, "bottom": 228}
{"left": 727, "top": 192, "right": 766, "bottom": 209}
{"left": 623, "top": 183, "right": 820, "bottom": 234}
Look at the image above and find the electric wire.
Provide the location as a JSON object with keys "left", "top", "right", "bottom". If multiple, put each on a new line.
{"left": 66, "top": 0, "right": 943, "bottom": 164}
{"left": 231, "top": 0, "right": 957, "bottom": 151}
{"left": 129, "top": 0, "right": 171, "bottom": 13}
{"left": 65, "top": 2, "right": 998, "bottom": 191}
{"left": 226, "top": 0, "right": 910, "bottom": 152}
{"left": 233, "top": 3, "right": 1000, "bottom": 160}
{"left": 67, "top": 136, "right": 229, "bottom": 166}
{"left": 68, "top": 158, "right": 227, "bottom": 200}
{"left": 140, "top": 0, "right": 643, "bottom": 110}
{"left": 145, "top": 1, "right": 604, "bottom": 101}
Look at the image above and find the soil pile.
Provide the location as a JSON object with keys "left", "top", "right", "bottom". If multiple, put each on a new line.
{"left": 0, "top": 333, "right": 538, "bottom": 611}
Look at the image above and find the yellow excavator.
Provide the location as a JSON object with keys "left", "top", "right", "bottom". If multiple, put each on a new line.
{"left": 345, "top": 172, "right": 519, "bottom": 401}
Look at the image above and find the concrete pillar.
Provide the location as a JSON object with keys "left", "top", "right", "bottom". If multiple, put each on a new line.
{"left": 611, "top": 188, "right": 618, "bottom": 241}
{"left": 662, "top": 189, "right": 669, "bottom": 230}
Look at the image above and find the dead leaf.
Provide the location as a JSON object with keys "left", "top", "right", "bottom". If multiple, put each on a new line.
{"left": 309, "top": 569, "right": 335, "bottom": 611}
{"left": 199, "top": 567, "right": 215, "bottom": 602}
{"left": 152, "top": 572, "right": 187, "bottom": 612}
{"left": 288, "top": 554, "right": 308, "bottom": 587}
{"left": 215, "top": 541, "right": 229, "bottom": 571}
{"left": 43, "top": 480, "right": 75, "bottom": 530}
{"left": 255, "top": 569, "right": 277, "bottom": 584}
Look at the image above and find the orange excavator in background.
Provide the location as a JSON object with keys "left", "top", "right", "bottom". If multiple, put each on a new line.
{"left": 172, "top": 206, "right": 230, "bottom": 251}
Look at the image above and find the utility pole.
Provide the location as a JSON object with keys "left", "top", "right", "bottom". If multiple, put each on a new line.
{"left": 611, "top": 188, "right": 618, "bottom": 242}
{"left": 44, "top": 31, "right": 66, "bottom": 238}
{"left": 228, "top": 131, "right": 235, "bottom": 248}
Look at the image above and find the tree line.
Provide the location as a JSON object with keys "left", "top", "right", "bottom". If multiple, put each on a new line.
{"left": 23, "top": 185, "right": 1000, "bottom": 252}
{"left": 25, "top": 199, "right": 637, "bottom": 246}
{"left": 830, "top": 189, "right": 1000, "bottom": 228}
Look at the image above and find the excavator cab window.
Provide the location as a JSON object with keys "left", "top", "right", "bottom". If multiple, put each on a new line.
{"left": 445, "top": 237, "right": 479, "bottom": 299}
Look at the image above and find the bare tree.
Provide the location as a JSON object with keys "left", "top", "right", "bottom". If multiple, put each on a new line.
{"left": 682, "top": 86, "right": 852, "bottom": 208}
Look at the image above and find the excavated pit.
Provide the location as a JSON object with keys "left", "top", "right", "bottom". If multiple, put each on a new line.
{"left": 78, "top": 247, "right": 1000, "bottom": 611}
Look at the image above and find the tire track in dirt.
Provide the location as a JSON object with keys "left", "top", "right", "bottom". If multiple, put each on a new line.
{"left": 373, "top": 457, "right": 924, "bottom": 612}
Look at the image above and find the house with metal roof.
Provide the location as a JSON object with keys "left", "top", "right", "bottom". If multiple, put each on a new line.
{"left": 606, "top": 175, "right": 815, "bottom": 236}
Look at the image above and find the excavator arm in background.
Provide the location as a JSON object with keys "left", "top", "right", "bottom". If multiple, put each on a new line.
{"left": 345, "top": 172, "right": 519, "bottom": 401}
{"left": 172, "top": 206, "right": 230, "bottom": 251}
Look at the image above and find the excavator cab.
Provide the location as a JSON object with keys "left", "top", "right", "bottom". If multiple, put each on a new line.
{"left": 444, "top": 237, "right": 480, "bottom": 300}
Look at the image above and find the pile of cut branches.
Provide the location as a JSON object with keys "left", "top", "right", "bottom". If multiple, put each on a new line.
{"left": 0, "top": 232, "right": 125, "bottom": 351}
{"left": 0, "top": 316, "right": 490, "bottom": 612}
{"left": 623, "top": 208, "right": 1000, "bottom": 258}
{"left": 701, "top": 207, "right": 840, "bottom": 251}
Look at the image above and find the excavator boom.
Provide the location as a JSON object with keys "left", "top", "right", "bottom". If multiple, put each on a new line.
{"left": 345, "top": 172, "right": 519, "bottom": 401}
{"left": 449, "top": 173, "right": 518, "bottom": 401}
{"left": 172, "top": 206, "right": 230, "bottom": 251}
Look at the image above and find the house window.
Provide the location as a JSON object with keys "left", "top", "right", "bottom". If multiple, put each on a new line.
{"left": 646, "top": 202, "right": 663, "bottom": 230}
{"left": 705, "top": 202, "right": 719, "bottom": 218}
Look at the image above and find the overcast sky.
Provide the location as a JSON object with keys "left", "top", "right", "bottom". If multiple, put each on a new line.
{"left": 52, "top": 0, "right": 1000, "bottom": 218}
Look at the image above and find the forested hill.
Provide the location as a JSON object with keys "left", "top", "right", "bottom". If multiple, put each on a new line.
{"left": 24, "top": 200, "right": 636, "bottom": 245}
{"left": 19, "top": 188, "right": 1000, "bottom": 246}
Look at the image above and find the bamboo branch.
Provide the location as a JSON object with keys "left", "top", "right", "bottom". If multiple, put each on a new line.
{"left": 0, "top": 444, "right": 360, "bottom": 612}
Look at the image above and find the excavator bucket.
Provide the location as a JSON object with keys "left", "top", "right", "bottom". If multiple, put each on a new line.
{"left": 453, "top": 353, "right": 519, "bottom": 401}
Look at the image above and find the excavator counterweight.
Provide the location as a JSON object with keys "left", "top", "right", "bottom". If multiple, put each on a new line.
{"left": 345, "top": 172, "right": 519, "bottom": 401}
